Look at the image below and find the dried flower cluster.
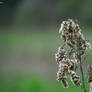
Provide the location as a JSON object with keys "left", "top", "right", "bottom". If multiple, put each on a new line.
{"left": 59, "top": 19, "right": 91, "bottom": 56}
{"left": 56, "top": 47, "right": 80, "bottom": 88}
{"left": 55, "top": 19, "right": 91, "bottom": 88}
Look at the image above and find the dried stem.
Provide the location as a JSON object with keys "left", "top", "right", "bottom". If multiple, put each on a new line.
{"left": 76, "top": 34, "right": 87, "bottom": 92}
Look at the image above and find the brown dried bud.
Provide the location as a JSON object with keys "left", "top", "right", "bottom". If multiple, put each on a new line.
{"left": 73, "top": 53, "right": 80, "bottom": 62}
{"left": 61, "top": 79, "right": 68, "bottom": 88}
{"left": 70, "top": 71, "right": 80, "bottom": 86}
{"left": 55, "top": 47, "right": 66, "bottom": 64}
{"left": 87, "top": 65, "right": 92, "bottom": 83}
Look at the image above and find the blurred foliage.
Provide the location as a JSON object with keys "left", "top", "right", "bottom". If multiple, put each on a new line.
{"left": 0, "top": 75, "right": 90, "bottom": 92}
{"left": 1, "top": 0, "right": 92, "bottom": 26}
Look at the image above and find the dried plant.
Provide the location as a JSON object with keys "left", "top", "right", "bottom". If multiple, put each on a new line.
{"left": 55, "top": 19, "right": 91, "bottom": 92}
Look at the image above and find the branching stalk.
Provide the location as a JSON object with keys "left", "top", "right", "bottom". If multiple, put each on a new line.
{"left": 76, "top": 34, "right": 87, "bottom": 92}
{"left": 55, "top": 19, "right": 91, "bottom": 92}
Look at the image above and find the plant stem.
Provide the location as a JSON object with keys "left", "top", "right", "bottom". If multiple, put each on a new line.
{"left": 78, "top": 54, "right": 86, "bottom": 92}
{"left": 76, "top": 34, "right": 86, "bottom": 92}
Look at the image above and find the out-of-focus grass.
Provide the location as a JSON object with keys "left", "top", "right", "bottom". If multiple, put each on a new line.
{"left": 0, "top": 75, "right": 90, "bottom": 92}
{"left": 0, "top": 28, "right": 61, "bottom": 52}
{"left": 0, "top": 28, "right": 92, "bottom": 53}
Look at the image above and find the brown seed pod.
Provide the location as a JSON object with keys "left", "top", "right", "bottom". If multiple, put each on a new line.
{"left": 87, "top": 65, "right": 92, "bottom": 83}
{"left": 70, "top": 71, "right": 80, "bottom": 86}
{"left": 73, "top": 53, "right": 80, "bottom": 62}
{"left": 61, "top": 79, "right": 68, "bottom": 88}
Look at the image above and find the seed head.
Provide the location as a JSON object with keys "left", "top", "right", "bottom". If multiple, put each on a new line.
{"left": 55, "top": 19, "right": 91, "bottom": 88}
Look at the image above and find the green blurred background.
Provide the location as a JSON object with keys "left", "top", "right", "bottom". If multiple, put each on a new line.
{"left": 0, "top": 0, "right": 92, "bottom": 92}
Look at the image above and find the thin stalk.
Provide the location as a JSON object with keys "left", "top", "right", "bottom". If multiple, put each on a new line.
{"left": 76, "top": 34, "right": 86, "bottom": 92}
